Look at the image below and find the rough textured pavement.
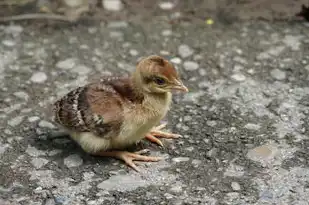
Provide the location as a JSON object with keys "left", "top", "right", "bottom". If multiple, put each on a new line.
{"left": 1, "top": 3, "right": 309, "bottom": 205}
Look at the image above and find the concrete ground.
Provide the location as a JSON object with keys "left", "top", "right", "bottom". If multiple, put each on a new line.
{"left": 1, "top": 1, "right": 309, "bottom": 205}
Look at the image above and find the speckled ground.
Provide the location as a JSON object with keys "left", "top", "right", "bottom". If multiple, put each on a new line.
{"left": 1, "top": 3, "right": 309, "bottom": 205}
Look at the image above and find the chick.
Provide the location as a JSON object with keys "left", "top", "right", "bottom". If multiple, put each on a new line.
{"left": 53, "top": 55, "right": 188, "bottom": 171}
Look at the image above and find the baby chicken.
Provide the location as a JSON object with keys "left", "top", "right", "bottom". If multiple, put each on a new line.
{"left": 53, "top": 55, "right": 188, "bottom": 171}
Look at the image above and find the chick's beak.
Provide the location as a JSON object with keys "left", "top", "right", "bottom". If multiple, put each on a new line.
{"left": 172, "top": 80, "right": 189, "bottom": 92}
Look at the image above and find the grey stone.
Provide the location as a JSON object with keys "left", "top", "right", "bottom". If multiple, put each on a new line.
{"left": 2, "top": 40, "right": 16, "bottom": 47}
{"left": 172, "top": 157, "right": 190, "bottom": 163}
{"left": 14, "top": 91, "right": 29, "bottom": 101}
{"left": 8, "top": 116, "right": 24, "bottom": 126}
{"left": 31, "top": 158, "right": 49, "bottom": 169}
{"left": 63, "top": 0, "right": 84, "bottom": 7}
{"left": 107, "top": 21, "right": 128, "bottom": 28}
{"left": 231, "top": 73, "right": 246, "bottom": 82}
{"left": 38, "top": 120, "right": 56, "bottom": 129}
{"left": 56, "top": 58, "right": 76, "bottom": 70}
{"left": 28, "top": 116, "right": 40, "bottom": 122}
{"left": 161, "top": 29, "right": 172, "bottom": 36}
{"left": 244, "top": 123, "right": 261, "bottom": 130}
{"left": 170, "top": 57, "right": 182, "bottom": 64}
{"left": 178, "top": 44, "right": 194, "bottom": 58}
{"left": 73, "top": 65, "right": 90, "bottom": 75}
{"left": 102, "top": 0, "right": 123, "bottom": 11}
{"left": 159, "top": 2, "right": 175, "bottom": 10}
{"left": 129, "top": 49, "right": 139, "bottom": 56}
{"left": 270, "top": 69, "right": 286, "bottom": 80}
{"left": 44, "top": 198, "right": 56, "bottom": 205}
{"left": 231, "top": 182, "right": 241, "bottom": 191}
{"left": 64, "top": 154, "right": 83, "bottom": 168}
{"left": 183, "top": 61, "right": 199, "bottom": 71}
{"left": 30, "top": 72, "right": 47, "bottom": 83}
{"left": 26, "top": 146, "right": 46, "bottom": 157}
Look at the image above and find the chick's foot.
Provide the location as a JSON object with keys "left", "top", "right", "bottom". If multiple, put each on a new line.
{"left": 93, "top": 149, "right": 162, "bottom": 172}
{"left": 145, "top": 123, "right": 181, "bottom": 147}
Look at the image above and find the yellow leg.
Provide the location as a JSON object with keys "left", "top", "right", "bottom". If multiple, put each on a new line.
{"left": 145, "top": 123, "right": 181, "bottom": 147}
{"left": 93, "top": 149, "right": 162, "bottom": 172}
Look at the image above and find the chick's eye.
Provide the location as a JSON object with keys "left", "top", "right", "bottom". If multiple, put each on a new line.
{"left": 153, "top": 77, "right": 166, "bottom": 85}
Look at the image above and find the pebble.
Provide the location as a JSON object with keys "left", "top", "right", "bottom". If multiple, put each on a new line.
{"left": 109, "top": 31, "right": 123, "bottom": 38}
{"left": 107, "top": 21, "right": 128, "bottom": 28}
{"left": 4, "top": 25, "right": 23, "bottom": 35}
{"left": 231, "top": 73, "right": 246, "bottom": 82}
{"left": 244, "top": 123, "right": 261, "bottom": 130}
{"left": 170, "top": 57, "right": 182, "bottom": 64}
{"left": 28, "top": 116, "right": 40, "bottom": 122}
{"left": 44, "top": 198, "right": 56, "bottom": 205}
{"left": 63, "top": 0, "right": 84, "bottom": 7}
{"left": 8, "top": 116, "right": 24, "bottom": 126}
{"left": 183, "top": 61, "right": 199, "bottom": 71}
{"left": 161, "top": 29, "right": 172, "bottom": 36}
{"left": 305, "top": 65, "right": 309, "bottom": 71}
{"left": 74, "top": 65, "right": 90, "bottom": 75}
{"left": 2, "top": 40, "right": 16, "bottom": 47}
{"left": 26, "top": 146, "right": 46, "bottom": 157}
{"left": 129, "top": 49, "right": 139, "bottom": 56}
{"left": 159, "top": 2, "right": 175, "bottom": 10}
{"left": 247, "top": 144, "right": 278, "bottom": 163}
{"left": 172, "top": 157, "right": 190, "bottom": 163}
{"left": 102, "top": 0, "right": 123, "bottom": 11}
{"left": 64, "top": 154, "right": 83, "bottom": 168}
{"left": 178, "top": 44, "right": 194, "bottom": 58}
{"left": 56, "top": 58, "right": 76, "bottom": 70}
{"left": 30, "top": 72, "right": 47, "bottom": 83}
{"left": 199, "top": 69, "right": 207, "bottom": 76}
{"left": 231, "top": 182, "right": 241, "bottom": 191}
{"left": 38, "top": 120, "right": 56, "bottom": 129}
{"left": 170, "top": 185, "right": 182, "bottom": 193}
{"left": 31, "top": 158, "right": 49, "bottom": 169}
{"left": 14, "top": 91, "right": 29, "bottom": 101}
{"left": 270, "top": 69, "right": 286, "bottom": 80}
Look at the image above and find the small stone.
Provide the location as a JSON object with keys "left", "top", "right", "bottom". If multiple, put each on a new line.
{"left": 231, "top": 73, "right": 246, "bottom": 82}
{"left": 56, "top": 58, "right": 76, "bottom": 70}
{"left": 2, "top": 40, "right": 16, "bottom": 47}
{"left": 38, "top": 120, "right": 56, "bottom": 129}
{"left": 44, "top": 198, "right": 56, "bottom": 205}
{"left": 247, "top": 144, "right": 278, "bottom": 163}
{"left": 31, "top": 158, "right": 49, "bottom": 169}
{"left": 161, "top": 29, "right": 172, "bottom": 36}
{"left": 8, "top": 116, "right": 24, "bottom": 126}
{"left": 4, "top": 25, "right": 23, "bottom": 35}
{"left": 26, "top": 146, "right": 46, "bottom": 157}
{"left": 109, "top": 31, "right": 123, "bottom": 38}
{"left": 14, "top": 91, "right": 29, "bottom": 101}
{"left": 159, "top": 2, "right": 175, "bottom": 10}
{"left": 192, "top": 159, "right": 202, "bottom": 167}
{"left": 107, "top": 21, "right": 128, "bottom": 28}
{"left": 305, "top": 65, "right": 309, "bottom": 71}
{"left": 206, "top": 120, "right": 217, "bottom": 127}
{"left": 28, "top": 116, "right": 40, "bottom": 122}
{"left": 170, "top": 185, "right": 182, "bottom": 193}
{"left": 270, "top": 69, "right": 286, "bottom": 80}
{"left": 183, "top": 61, "right": 199, "bottom": 71}
{"left": 231, "top": 182, "right": 241, "bottom": 191}
{"left": 170, "top": 57, "right": 182, "bottom": 64}
{"left": 48, "top": 149, "right": 62, "bottom": 156}
{"left": 102, "top": 0, "right": 123, "bottom": 11}
{"left": 63, "top": 0, "right": 84, "bottom": 7}
{"left": 172, "top": 157, "right": 190, "bottom": 163}
{"left": 30, "top": 72, "right": 47, "bottom": 83}
{"left": 74, "top": 65, "right": 90, "bottom": 75}
{"left": 164, "top": 193, "right": 174, "bottom": 199}
{"left": 64, "top": 154, "right": 83, "bottom": 167}
{"left": 199, "top": 69, "right": 207, "bottom": 76}
{"left": 178, "top": 44, "right": 194, "bottom": 58}
{"left": 244, "top": 123, "right": 261, "bottom": 130}
{"left": 129, "top": 49, "right": 139, "bottom": 56}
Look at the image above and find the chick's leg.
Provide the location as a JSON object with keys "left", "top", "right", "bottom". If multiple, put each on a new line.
{"left": 93, "top": 149, "right": 162, "bottom": 172}
{"left": 145, "top": 123, "right": 181, "bottom": 147}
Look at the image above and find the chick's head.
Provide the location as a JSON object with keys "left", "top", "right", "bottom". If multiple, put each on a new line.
{"left": 135, "top": 55, "right": 188, "bottom": 94}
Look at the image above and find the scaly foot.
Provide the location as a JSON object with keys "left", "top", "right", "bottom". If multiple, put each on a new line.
{"left": 93, "top": 149, "right": 162, "bottom": 172}
{"left": 145, "top": 123, "right": 181, "bottom": 147}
